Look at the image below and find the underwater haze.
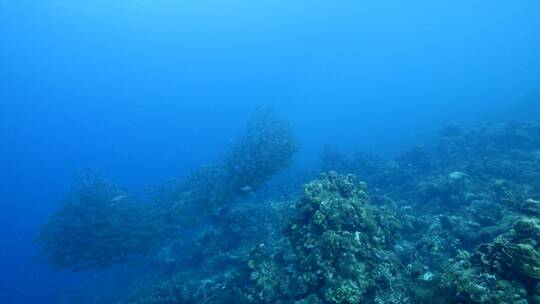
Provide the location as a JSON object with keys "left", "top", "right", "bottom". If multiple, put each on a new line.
{"left": 1, "top": 1, "right": 540, "bottom": 303}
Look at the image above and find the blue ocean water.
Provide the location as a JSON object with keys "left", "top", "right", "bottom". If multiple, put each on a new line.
{"left": 1, "top": 1, "right": 539, "bottom": 303}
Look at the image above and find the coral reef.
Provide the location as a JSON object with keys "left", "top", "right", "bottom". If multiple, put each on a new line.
{"left": 36, "top": 119, "right": 540, "bottom": 303}
{"left": 243, "top": 172, "right": 408, "bottom": 303}
{"left": 321, "top": 121, "right": 540, "bottom": 303}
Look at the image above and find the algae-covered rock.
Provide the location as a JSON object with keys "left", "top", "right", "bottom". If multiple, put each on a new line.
{"left": 508, "top": 243, "right": 540, "bottom": 279}
{"left": 473, "top": 218, "right": 540, "bottom": 280}
{"left": 438, "top": 251, "right": 528, "bottom": 304}
{"left": 436, "top": 217, "right": 540, "bottom": 303}
{"left": 514, "top": 217, "right": 537, "bottom": 235}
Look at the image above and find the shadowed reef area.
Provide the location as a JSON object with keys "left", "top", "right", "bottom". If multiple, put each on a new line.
{"left": 36, "top": 115, "right": 540, "bottom": 304}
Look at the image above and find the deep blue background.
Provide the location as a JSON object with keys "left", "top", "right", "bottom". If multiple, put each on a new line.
{"left": 1, "top": 1, "right": 539, "bottom": 303}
